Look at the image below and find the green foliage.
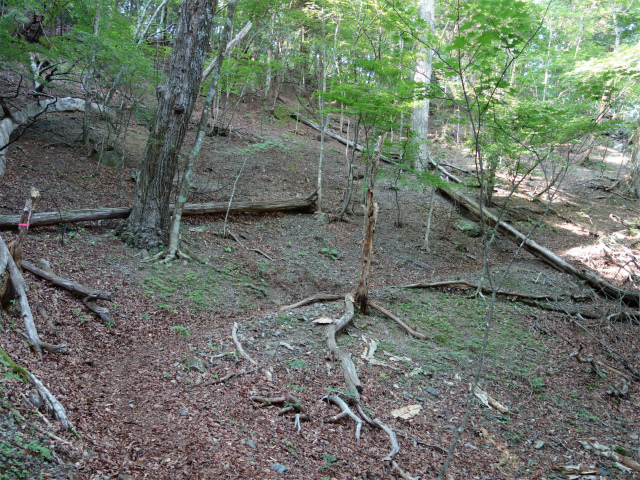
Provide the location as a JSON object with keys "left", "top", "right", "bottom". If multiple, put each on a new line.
{"left": 0, "top": 349, "right": 29, "bottom": 383}
{"left": 170, "top": 326, "right": 191, "bottom": 338}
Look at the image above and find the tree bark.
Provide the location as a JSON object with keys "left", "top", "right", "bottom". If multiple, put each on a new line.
{"left": 122, "top": 0, "right": 217, "bottom": 249}
{"left": 0, "top": 194, "right": 318, "bottom": 229}
{"left": 165, "top": 0, "right": 247, "bottom": 261}
{"left": 411, "top": 0, "right": 435, "bottom": 171}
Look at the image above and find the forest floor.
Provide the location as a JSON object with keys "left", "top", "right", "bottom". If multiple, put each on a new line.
{"left": 1, "top": 88, "right": 640, "bottom": 480}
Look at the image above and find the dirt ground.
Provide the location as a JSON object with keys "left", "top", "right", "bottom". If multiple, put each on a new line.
{"left": 1, "top": 88, "right": 640, "bottom": 480}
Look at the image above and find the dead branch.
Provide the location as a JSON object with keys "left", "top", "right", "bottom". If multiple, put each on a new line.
{"left": 0, "top": 192, "right": 319, "bottom": 229}
{"left": 227, "top": 230, "right": 274, "bottom": 261}
{"left": 251, "top": 393, "right": 309, "bottom": 432}
{"left": 0, "top": 236, "right": 66, "bottom": 357}
{"left": 401, "top": 279, "right": 589, "bottom": 303}
{"left": 1, "top": 188, "right": 40, "bottom": 307}
{"left": 22, "top": 260, "right": 114, "bottom": 301}
{"left": 279, "top": 293, "right": 342, "bottom": 312}
{"left": 30, "top": 373, "right": 75, "bottom": 432}
{"left": 232, "top": 322, "right": 257, "bottom": 365}
{"left": 473, "top": 385, "right": 509, "bottom": 414}
{"left": 435, "top": 186, "right": 639, "bottom": 306}
{"left": 209, "top": 367, "right": 260, "bottom": 385}
{"left": 323, "top": 395, "right": 362, "bottom": 442}
{"left": 369, "top": 301, "right": 427, "bottom": 340}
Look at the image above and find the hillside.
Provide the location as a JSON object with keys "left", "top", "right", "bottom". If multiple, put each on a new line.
{"left": 1, "top": 91, "right": 640, "bottom": 480}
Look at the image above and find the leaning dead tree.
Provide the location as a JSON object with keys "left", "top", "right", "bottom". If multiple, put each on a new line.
{"left": 0, "top": 192, "right": 318, "bottom": 229}
{"left": 0, "top": 96, "right": 115, "bottom": 176}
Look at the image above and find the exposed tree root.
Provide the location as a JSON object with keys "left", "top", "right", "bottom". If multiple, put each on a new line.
{"left": 326, "top": 294, "right": 361, "bottom": 395}
{"left": 369, "top": 301, "right": 427, "bottom": 340}
{"left": 392, "top": 461, "right": 420, "bottom": 480}
{"left": 323, "top": 395, "right": 362, "bottom": 441}
{"left": 30, "top": 373, "right": 75, "bottom": 433}
{"left": 279, "top": 293, "right": 342, "bottom": 312}
{"left": 251, "top": 394, "right": 310, "bottom": 432}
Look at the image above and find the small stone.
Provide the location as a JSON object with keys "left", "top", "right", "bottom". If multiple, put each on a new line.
{"left": 185, "top": 357, "right": 205, "bottom": 373}
{"left": 271, "top": 463, "right": 288, "bottom": 474}
{"left": 246, "top": 439, "right": 256, "bottom": 449}
{"left": 247, "top": 456, "right": 255, "bottom": 462}
{"left": 178, "top": 408, "right": 189, "bottom": 416}
{"left": 263, "top": 350, "right": 277, "bottom": 357}
{"left": 456, "top": 219, "right": 481, "bottom": 237}
{"left": 140, "top": 249, "right": 149, "bottom": 260}
{"left": 426, "top": 386, "right": 439, "bottom": 397}
{"left": 534, "top": 440, "right": 545, "bottom": 449}
{"left": 153, "top": 404, "right": 162, "bottom": 408}
{"left": 629, "top": 434, "right": 638, "bottom": 440}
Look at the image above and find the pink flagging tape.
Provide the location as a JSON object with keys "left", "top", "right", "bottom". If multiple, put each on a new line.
{"left": 18, "top": 223, "right": 30, "bottom": 227}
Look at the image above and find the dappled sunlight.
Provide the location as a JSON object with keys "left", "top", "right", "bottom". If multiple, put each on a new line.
{"left": 553, "top": 222, "right": 593, "bottom": 236}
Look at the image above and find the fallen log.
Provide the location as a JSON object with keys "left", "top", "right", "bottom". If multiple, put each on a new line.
{"left": 0, "top": 192, "right": 318, "bottom": 229}
{"left": 437, "top": 187, "right": 639, "bottom": 306}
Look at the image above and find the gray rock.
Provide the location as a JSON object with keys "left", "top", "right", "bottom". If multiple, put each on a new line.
{"left": 35, "top": 259, "right": 53, "bottom": 273}
{"left": 263, "top": 350, "right": 277, "bottom": 357}
{"left": 91, "top": 149, "right": 124, "bottom": 168}
{"left": 456, "top": 219, "right": 481, "bottom": 237}
{"left": 178, "top": 408, "right": 189, "bottom": 416}
{"left": 246, "top": 439, "right": 256, "bottom": 449}
{"left": 185, "top": 357, "right": 205, "bottom": 373}
{"left": 29, "top": 392, "right": 44, "bottom": 409}
{"left": 139, "top": 249, "right": 149, "bottom": 260}
{"left": 271, "top": 463, "right": 288, "bottom": 474}
{"left": 426, "top": 386, "right": 439, "bottom": 397}
{"left": 534, "top": 440, "right": 545, "bottom": 449}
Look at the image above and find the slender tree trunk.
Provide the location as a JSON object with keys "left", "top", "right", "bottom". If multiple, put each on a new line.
{"left": 316, "top": 7, "right": 327, "bottom": 213}
{"left": 122, "top": 0, "right": 216, "bottom": 249}
{"left": 82, "top": 0, "right": 101, "bottom": 146}
{"left": 617, "top": 118, "right": 640, "bottom": 198}
{"left": 411, "top": 0, "right": 435, "bottom": 171}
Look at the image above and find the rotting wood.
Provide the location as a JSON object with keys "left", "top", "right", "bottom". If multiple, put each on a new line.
{"left": 0, "top": 236, "right": 66, "bottom": 358}
{"left": 0, "top": 192, "right": 319, "bottom": 229}
{"left": 354, "top": 189, "right": 377, "bottom": 314}
{"left": 369, "top": 301, "right": 428, "bottom": 340}
{"left": 473, "top": 385, "right": 509, "bottom": 414}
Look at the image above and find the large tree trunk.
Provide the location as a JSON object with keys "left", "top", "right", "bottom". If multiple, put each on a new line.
{"left": 411, "top": 0, "right": 435, "bottom": 171}
{"left": 617, "top": 118, "right": 640, "bottom": 198}
{"left": 121, "top": 0, "right": 217, "bottom": 249}
{"left": 165, "top": 1, "right": 248, "bottom": 262}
